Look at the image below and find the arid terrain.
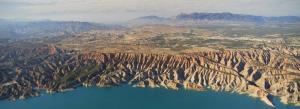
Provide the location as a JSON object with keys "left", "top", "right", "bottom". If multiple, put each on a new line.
{"left": 0, "top": 13, "right": 300, "bottom": 107}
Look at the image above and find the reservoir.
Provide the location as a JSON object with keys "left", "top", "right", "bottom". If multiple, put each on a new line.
{"left": 0, "top": 86, "right": 298, "bottom": 109}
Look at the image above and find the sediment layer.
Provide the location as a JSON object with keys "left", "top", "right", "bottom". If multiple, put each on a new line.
{"left": 0, "top": 45, "right": 299, "bottom": 106}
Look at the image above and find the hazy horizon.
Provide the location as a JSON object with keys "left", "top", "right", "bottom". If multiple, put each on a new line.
{"left": 1, "top": 0, "right": 300, "bottom": 23}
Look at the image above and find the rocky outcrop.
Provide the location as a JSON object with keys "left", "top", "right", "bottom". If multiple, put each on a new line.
{"left": 0, "top": 45, "right": 299, "bottom": 107}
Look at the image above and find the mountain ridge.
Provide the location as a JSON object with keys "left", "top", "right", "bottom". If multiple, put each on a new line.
{"left": 129, "top": 12, "right": 300, "bottom": 25}
{"left": 0, "top": 20, "right": 124, "bottom": 39}
{"left": 176, "top": 12, "right": 300, "bottom": 23}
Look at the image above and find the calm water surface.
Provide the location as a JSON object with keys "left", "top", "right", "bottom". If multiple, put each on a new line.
{"left": 0, "top": 86, "right": 298, "bottom": 109}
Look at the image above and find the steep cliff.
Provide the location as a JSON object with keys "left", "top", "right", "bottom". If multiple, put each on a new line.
{"left": 0, "top": 45, "right": 299, "bottom": 106}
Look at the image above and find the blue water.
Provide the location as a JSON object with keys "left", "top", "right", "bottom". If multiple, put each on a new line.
{"left": 0, "top": 86, "right": 298, "bottom": 109}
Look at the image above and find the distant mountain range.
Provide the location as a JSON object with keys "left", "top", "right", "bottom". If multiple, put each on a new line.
{"left": 128, "top": 12, "right": 300, "bottom": 26}
{"left": 0, "top": 20, "right": 122, "bottom": 39}
{"left": 176, "top": 12, "right": 300, "bottom": 23}
{"left": 1, "top": 12, "right": 300, "bottom": 38}
{"left": 136, "top": 16, "right": 167, "bottom": 20}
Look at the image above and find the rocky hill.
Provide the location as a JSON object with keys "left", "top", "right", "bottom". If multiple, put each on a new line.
{"left": 0, "top": 45, "right": 299, "bottom": 107}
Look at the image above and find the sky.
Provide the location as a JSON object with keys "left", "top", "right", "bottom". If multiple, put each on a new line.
{"left": 0, "top": 0, "right": 300, "bottom": 23}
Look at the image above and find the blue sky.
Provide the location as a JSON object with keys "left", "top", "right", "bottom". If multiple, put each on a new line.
{"left": 0, "top": 0, "right": 300, "bottom": 23}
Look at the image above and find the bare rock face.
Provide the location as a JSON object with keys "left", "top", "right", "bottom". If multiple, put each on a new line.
{"left": 0, "top": 45, "right": 299, "bottom": 106}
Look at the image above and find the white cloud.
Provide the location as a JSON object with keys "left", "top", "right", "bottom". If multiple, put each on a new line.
{"left": 0, "top": 0, "right": 62, "bottom": 5}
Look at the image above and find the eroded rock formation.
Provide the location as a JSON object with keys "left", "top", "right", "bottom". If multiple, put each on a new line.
{"left": 0, "top": 45, "right": 299, "bottom": 106}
